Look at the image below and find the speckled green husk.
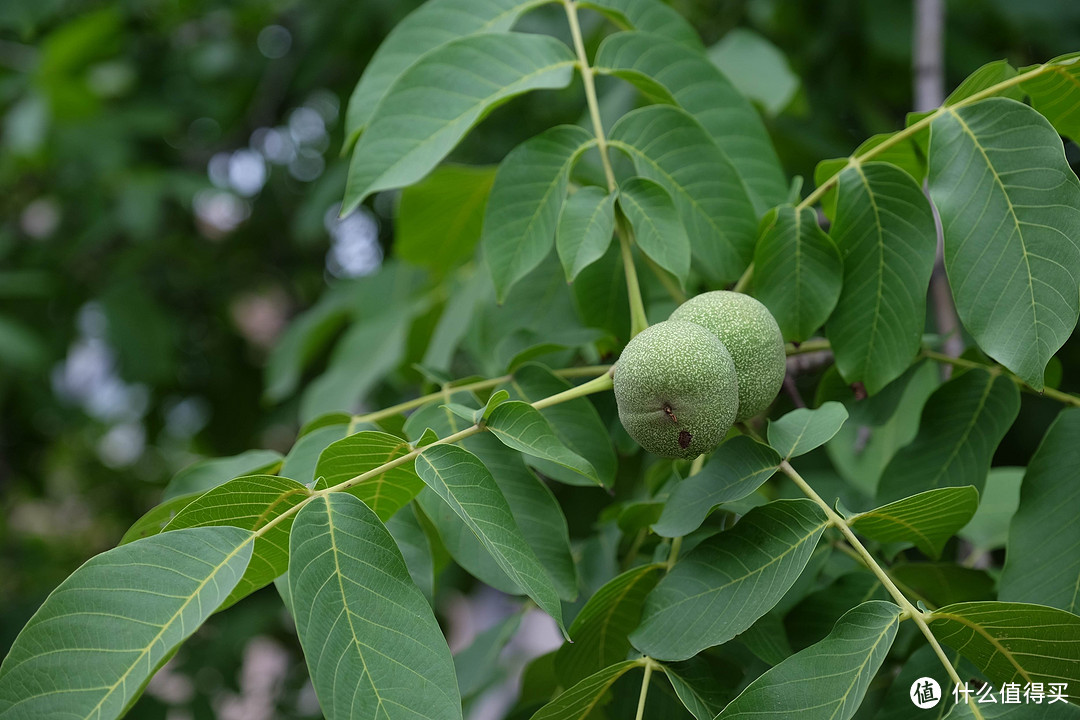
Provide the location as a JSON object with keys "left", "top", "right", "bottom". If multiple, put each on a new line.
{"left": 613, "top": 320, "right": 739, "bottom": 459}
{"left": 670, "top": 291, "right": 786, "bottom": 421}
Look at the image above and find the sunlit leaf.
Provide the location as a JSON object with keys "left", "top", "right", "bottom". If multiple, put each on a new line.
{"left": 313, "top": 430, "right": 424, "bottom": 521}
{"left": 767, "top": 402, "right": 848, "bottom": 460}
{"left": 848, "top": 486, "right": 979, "bottom": 559}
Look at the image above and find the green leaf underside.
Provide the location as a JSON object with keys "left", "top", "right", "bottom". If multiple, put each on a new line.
{"left": 344, "top": 0, "right": 549, "bottom": 145}
{"left": 716, "top": 601, "right": 901, "bottom": 719}
{"left": 162, "top": 448, "right": 283, "bottom": 500}
{"left": 1000, "top": 408, "right": 1080, "bottom": 613}
{"left": 663, "top": 655, "right": 740, "bottom": 720}
{"left": 814, "top": 131, "right": 927, "bottom": 221}
{"left": 396, "top": 164, "right": 496, "bottom": 271}
{"left": 889, "top": 562, "right": 995, "bottom": 607}
{"left": 928, "top": 601, "right": 1080, "bottom": 703}
{"left": 485, "top": 400, "right": 600, "bottom": 485}
{"left": 313, "top": 430, "right": 424, "bottom": 521}
{"left": 119, "top": 492, "right": 201, "bottom": 545}
{"left": 343, "top": 32, "right": 577, "bottom": 214}
{"left": 609, "top": 104, "right": 758, "bottom": 284}
{"left": 632, "top": 499, "right": 829, "bottom": 661}
{"left": 415, "top": 444, "right": 565, "bottom": 631}
{"left": 556, "top": 186, "right": 615, "bottom": 281}
{"left": 827, "top": 162, "right": 937, "bottom": 394}
{"left": 289, "top": 493, "right": 461, "bottom": 720}
{"left": 0, "top": 527, "right": 253, "bottom": 719}
{"left": 556, "top": 563, "right": 664, "bottom": 686}
{"left": 1021, "top": 53, "right": 1080, "bottom": 141}
{"left": 619, "top": 176, "right": 690, "bottom": 285}
{"left": 652, "top": 435, "right": 780, "bottom": 538}
{"left": 529, "top": 660, "right": 642, "bottom": 720}
{"left": 483, "top": 125, "right": 596, "bottom": 302}
{"left": 499, "top": 363, "right": 617, "bottom": 487}
{"left": 928, "top": 99, "right": 1080, "bottom": 390}
{"left": 767, "top": 402, "right": 849, "bottom": 459}
{"left": 579, "top": 0, "right": 702, "bottom": 49}
{"left": 753, "top": 204, "right": 843, "bottom": 342}
{"left": 876, "top": 369, "right": 1019, "bottom": 504}
{"left": 163, "top": 474, "right": 311, "bottom": 608}
{"left": 849, "top": 486, "right": 979, "bottom": 559}
{"left": 593, "top": 31, "right": 787, "bottom": 213}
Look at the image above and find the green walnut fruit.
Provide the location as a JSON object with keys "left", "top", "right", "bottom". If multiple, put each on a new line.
{"left": 613, "top": 320, "right": 739, "bottom": 459}
{"left": 670, "top": 290, "right": 786, "bottom": 421}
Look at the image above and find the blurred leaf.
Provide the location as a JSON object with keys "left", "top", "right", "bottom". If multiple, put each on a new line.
{"left": 594, "top": 31, "right": 786, "bottom": 212}
{"left": 716, "top": 601, "right": 901, "bottom": 719}
{"left": 483, "top": 125, "right": 595, "bottom": 302}
{"left": 889, "top": 563, "right": 995, "bottom": 607}
{"left": 556, "top": 563, "right": 663, "bottom": 686}
{"left": 0, "top": 317, "right": 47, "bottom": 370}
{"left": 929, "top": 601, "right": 1080, "bottom": 702}
{"left": 579, "top": 0, "right": 701, "bottom": 48}
{"left": 415, "top": 444, "right": 565, "bottom": 631}
{"left": 1000, "top": 408, "right": 1080, "bottom": 613}
{"left": 397, "top": 164, "right": 496, "bottom": 271}
{"left": 619, "top": 176, "right": 690, "bottom": 286}
{"left": 264, "top": 288, "right": 353, "bottom": 402}
{"left": 849, "top": 486, "right": 979, "bottom": 559}
{"left": 653, "top": 435, "right": 780, "bottom": 538}
{"left": 929, "top": 99, "right": 1080, "bottom": 390}
{"left": 164, "top": 475, "right": 310, "bottom": 608}
{"left": 163, "top": 449, "right": 283, "bottom": 500}
{"left": 707, "top": 29, "right": 798, "bottom": 115}
{"left": 827, "top": 163, "right": 937, "bottom": 394}
{"left": 0, "top": 527, "right": 252, "bottom": 718}
{"left": 609, "top": 104, "right": 757, "bottom": 284}
{"left": 663, "top": 655, "right": 742, "bottom": 720}
{"left": 289, "top": 493, "right": 461, "bottom": 720}
{"left": 958, "top": 467, "right": 1024, "bottom": 554}
{"left": 784, "top": 572, "right": 887, "bottom": 651}
{"left": 281, "top": 423, "right": 348, "bottom": 486}
{"left": 753, "top": 205, "right": 843, "bottom": 342}
{"left": 385, "top": 504, "right": 437, "bottom": 603}
{"left": 738, "top": 612, "right": 794, "bottom": 665}
{"left": 571, "top": 242, "right": 631, "bottom": 342}
{"left": 767, "top": 402, "right": 849, "bottom": 459}
{"left": 556, "top": 186, "right": 615, "bottom": 281}
{"left": 456, "top": 611, "right": 523, "bottom": 699}
{"left": 632, "top": 499, "right": 829, "bottom": 661}
{"left": 877, "top": 369, "right": 1019, "bottom": 504}
{"left": 343, "top": 33, "right": 576, "bottom": 213}
{"left": 119, "top": 493, "right": 200, "bottom": 545}
{"left": 313, "top": 430, "right": 423, "bottom": 520}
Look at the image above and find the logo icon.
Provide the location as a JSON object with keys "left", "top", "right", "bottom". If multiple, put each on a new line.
{"left": 911, "top": 677, "right": 942, "bottom": 709}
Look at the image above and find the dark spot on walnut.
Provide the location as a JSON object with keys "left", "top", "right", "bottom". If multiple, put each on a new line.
{"left": 678, "top": 430, "right": 692, "bottom": 449}
{"left": 663, "top": 403, "right": 678, "bottom": 424}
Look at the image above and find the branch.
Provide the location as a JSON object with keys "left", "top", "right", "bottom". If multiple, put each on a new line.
{"left": 563, "top": 0, "right": 649, "bottom": 337}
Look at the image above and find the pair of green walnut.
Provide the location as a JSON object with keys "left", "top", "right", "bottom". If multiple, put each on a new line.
{"left": 613, "top": 291, "right": 786, "bottom": 459}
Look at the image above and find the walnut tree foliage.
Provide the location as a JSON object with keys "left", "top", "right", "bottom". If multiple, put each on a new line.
{"left": 4, "top": 1, "right": 1080, "bottom": 719}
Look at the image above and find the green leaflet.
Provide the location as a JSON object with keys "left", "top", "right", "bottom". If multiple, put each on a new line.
{"left": 767, "top": 402, "right": 849, "bottom": 459}
{"left": 119, "top": 492, "right": 200, "bottom": 544}
{"left": 556, "top": 186, "right": 615, "bottom": 281}
{"left": 716, "top": 601, "right": 901, "bottom": 719}
{"left": 579, "top": 0, "right": 701, "bottom": 48}
{"left": 1000, "top": 408, "right": 1080, "bottom": 613}
{"left": 415, "top": 443, "right": 565, "bottom": 631}
{"left": 652, "top": 435, "right": 780, "bottom": 538}
{"left": 632, "top": 499, "right": 829, "bottom": 661}
{"left": 485, "top": 399, "right": 600, "bottom": 486}
{"left": 343, "top": 0, "right": 550, "bottom": 147}
{"left": 529, "top": 660, "right": 644, "bottom": 720}
{"left": 0, "top": 527, "right": 253, "bottom": 719}
{"left": 928, "top": 99, "right": 1080, "bottom": 390}
{"left": 609, "top": 104, "right": 758, "bottom": 284}
{"left": 928, "top": 601, "right": 1080, "bottom": 703}
{"left": 753, "top": 204, "right": 843, "bottom": 342}
{"left": 876, "top": 369, "right": 1019, "bottom": 504}
{"left": 163, "top": 474, "right": 311, "bottom": 608}
{"left": 958, "top": 466, "right": 1024, "bottom": 554}
{"left": 312, "top": 430, "right": 424, "bottom": 521}
{"left": 848, "top": 486, "right": 979, "bottom": 559}
{"left": 343, "top": 32, "right": 576, "bottom": 214}
{"left": 289, "top": 493, "right": 461, "bottom": 720}
{"left": 827, "top": 162, "right": 937, "bottom": 394}
{"left": 482, "top": 125, "right": 596, "bottom": 302}
{"left": 1021, "top": 53, "right": 1080, "bottom": 142}
{"left": 618, "top": 176, "right": 690, "bottom": 286}
{"left": 594, "top": 31, "right": 787, "bottom": 213}
{"left": 556, "top": 563, "right": 664, "bottom": 686}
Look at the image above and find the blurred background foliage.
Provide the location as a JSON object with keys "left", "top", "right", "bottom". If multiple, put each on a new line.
{"left": 2, "top": 0, "right": 1079, "bottom": 718}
